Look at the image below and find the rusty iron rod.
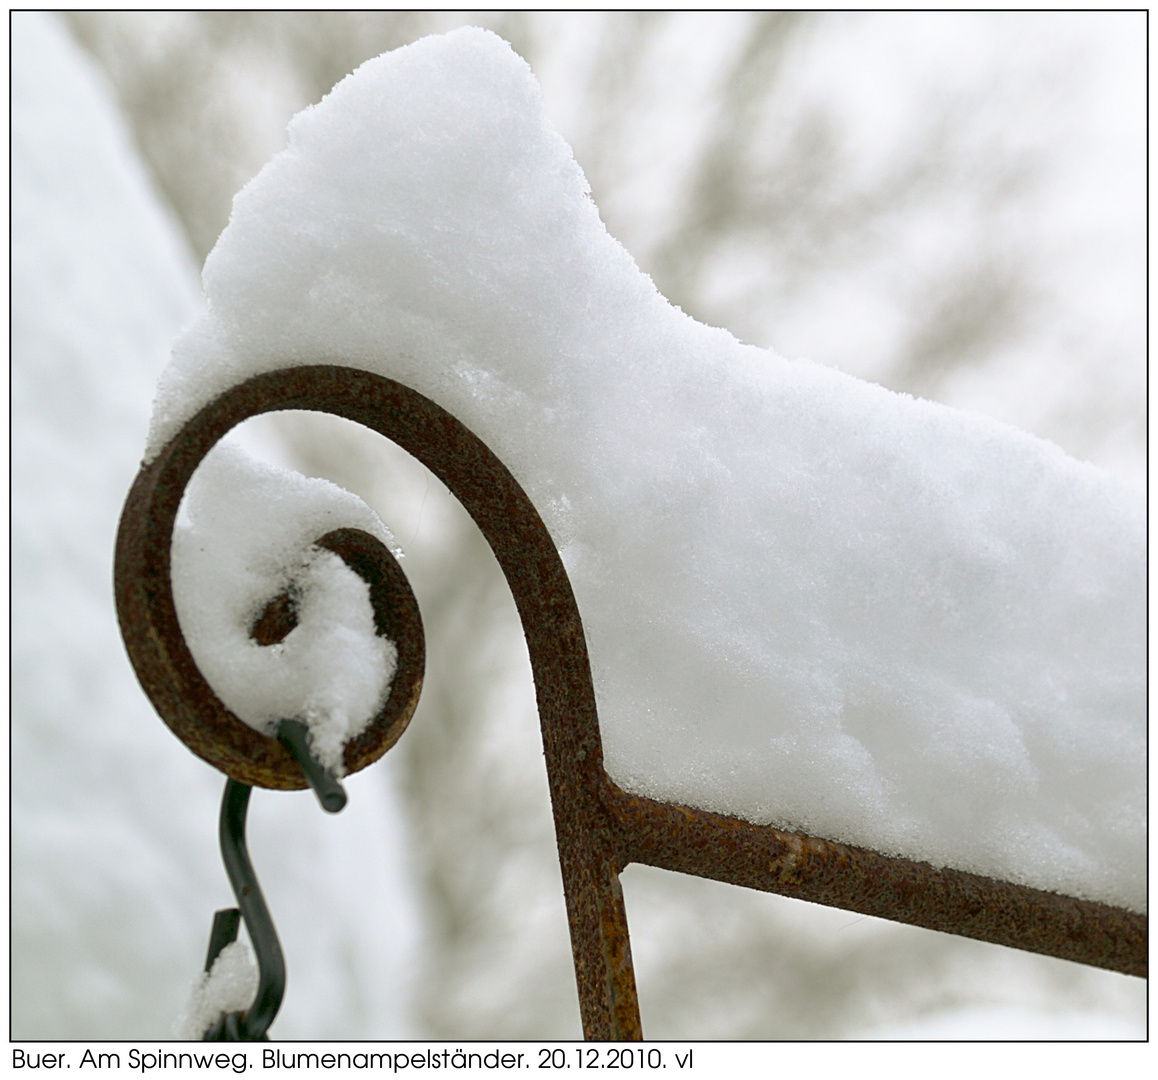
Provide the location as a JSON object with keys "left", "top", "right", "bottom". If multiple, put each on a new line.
{"left": 606, "top": 789, "right": 1146, "bottom": 979}
{"left": 115, "top": 364, "right": 1146, "bottom": 1042}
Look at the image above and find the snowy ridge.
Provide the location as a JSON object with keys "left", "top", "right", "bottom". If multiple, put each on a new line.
{"left": 147, "top": 28, "right": 1144, "bottom": 911}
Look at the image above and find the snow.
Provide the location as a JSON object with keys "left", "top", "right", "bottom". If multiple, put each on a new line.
{"left": 172, "top": 442, "right": 399, "bottom": 773}
{"left": 145, "top": 27, "right": 1143, "bottom": 913}
{"left": 173, "top": 939, "right": 258, "bottom": 1040}
{"left": 11, "top": 10, "right": 419, "bottom": 1039}
{"left": 12, "top": 9, "right": 1146, "bottom": 1044}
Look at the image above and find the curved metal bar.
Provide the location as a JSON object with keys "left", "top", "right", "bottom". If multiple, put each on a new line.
{"left": 115, "top": 365, "right": 641, "bottom": 1038}
{"left": 115, "top": 504, "right": 424, "bottom": 789}
{"left": 215, "top": 779, "right": 285, "bottom": 1041}
{"left": 116, "top": 364, "right": 1145, "bottom": 1043}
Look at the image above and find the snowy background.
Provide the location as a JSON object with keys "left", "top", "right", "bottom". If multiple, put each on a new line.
{"left": 11, "top": 11, "right": 1146, "bottom": 1040}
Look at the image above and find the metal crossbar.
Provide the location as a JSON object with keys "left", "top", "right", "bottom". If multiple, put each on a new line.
{"left": 115, "top": 364, "right": 1146, "bottom": 1041}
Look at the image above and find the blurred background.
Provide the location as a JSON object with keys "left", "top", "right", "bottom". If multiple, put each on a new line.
{"left": 12, "top": 11, "right": 1145, "bottom": 1039}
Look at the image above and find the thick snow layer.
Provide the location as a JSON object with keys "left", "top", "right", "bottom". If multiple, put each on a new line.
{"left": 11, "top": 11, "right": 419, "bottom": 1038}
{"left": 174, "top": 940, "right": 258, "bottom": 1040}
{"left": 146, "top": 28, "right": 1144, "bottom": 911}
{"left": 173, "top": 442, "right": 399, "bottom": 773}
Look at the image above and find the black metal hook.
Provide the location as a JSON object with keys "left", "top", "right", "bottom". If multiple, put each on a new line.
{"left": 276, "top": 719, "right": 348, "bottom": 813}
{"left": 200, "top": 729, "right": 347, "bottom": 1041}
{"left": 201, "top": 779, "right": 283, "bottom": 1041}
{"left": 203, "top": 908, "right": 241, "bottom": 973}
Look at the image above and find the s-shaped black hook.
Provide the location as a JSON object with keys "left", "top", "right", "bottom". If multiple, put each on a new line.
{"left": 200, "top": 720, "right": 346, "bottom": 1041}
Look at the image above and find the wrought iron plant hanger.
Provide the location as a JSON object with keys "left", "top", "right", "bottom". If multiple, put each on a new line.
{"left": 115, "top": 364, "right": 1146, "bottom": 1041}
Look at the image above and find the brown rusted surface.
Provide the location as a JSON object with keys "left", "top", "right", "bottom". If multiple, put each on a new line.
{"left": 316, "top": 527, "right": 425, "bottom": 778}
{"left": 114, "top": 365, "right": 640, "bottom": 1038}
{"left": 116, "top": 363, "right": 1144, "bottom": 1043}
{"left": 114, "top": 395, "right": 424, "bottom": 789}
{"left": 604, "top": 786, "right": 1147, "bottom": 979}
{"left": 250, "top": 592, "right": 298, "bottom": 646}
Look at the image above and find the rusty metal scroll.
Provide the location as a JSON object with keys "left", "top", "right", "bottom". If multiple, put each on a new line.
{"left": 115, "top": 365, "right": 1146, "bottom": 1041}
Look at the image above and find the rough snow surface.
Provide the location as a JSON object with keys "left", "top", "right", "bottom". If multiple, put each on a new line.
{"left": 174, "top": 940, "right": 259, "bottom": 1040}
{"left": 147, "top": 28, "right": 1144, "bottom": 911}
{"left": 172, "top": 442, "right": 399, "bottom": 773}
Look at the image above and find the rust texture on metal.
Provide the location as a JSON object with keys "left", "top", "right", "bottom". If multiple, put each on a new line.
{"left": 114, "top": 366, "right": 639, "bottom": 1038}
{"left": 605, "top": 789, "right": 1147, "bottom": 979}
{"left": 115, "top": 364, "right": 1145, "bottom": 1042}
{"left": 114, "top": 388, "right": 425, "bottom": 789}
